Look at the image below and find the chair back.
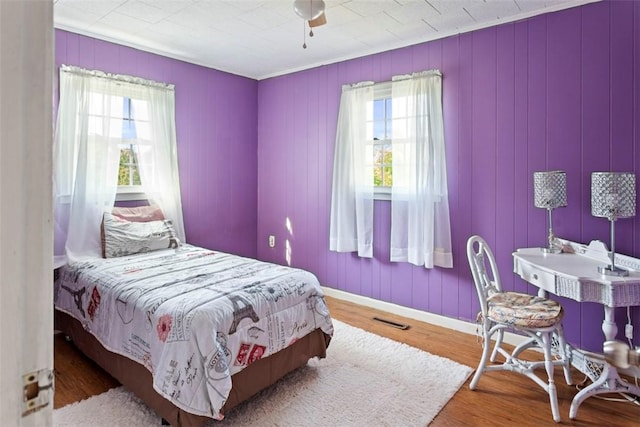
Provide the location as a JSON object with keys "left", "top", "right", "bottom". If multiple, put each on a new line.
{"left": 467, "top": 235, "right": 503, "bottom": 318}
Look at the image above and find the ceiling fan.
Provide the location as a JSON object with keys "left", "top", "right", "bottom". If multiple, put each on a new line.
{"left": 293, "top": 0, "right": 327, "bottom": 48}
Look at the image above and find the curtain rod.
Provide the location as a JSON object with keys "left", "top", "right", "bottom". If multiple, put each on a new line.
{"left": 344, "top": 68, "right": 442, "bottom": 90}
{"left": 60, "top": 64, "right": 174, "bottom": 91}
{"left": 392, "top": 69, "right": 442, "bottom": 81}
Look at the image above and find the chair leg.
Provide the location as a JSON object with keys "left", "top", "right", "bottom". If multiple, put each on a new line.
{"left": 490, "top": 329, "right": 504, "bottom": 362}
{"left": 555, "top": 325, "right": 573, "bottom": 385}
{"left": 541, "top": 332, "right": 561, "bottom": 423}
{"left": 470, "top": 327, "right": 493, "bottom": 390}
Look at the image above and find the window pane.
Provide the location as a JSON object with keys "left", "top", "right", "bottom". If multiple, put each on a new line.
{"left": 373, "top": 166, "right": 383, "bottom": 186}
{"left": 123, "top": 97, "right": 132, "bottom": 118}
{"left": 87, "top": 116, "right": 101, "bottom": 136}
{"left": 383, "top": 166, "right": 393, "bottom": 186}
{"left": 393, "top": 141, "right": 408, "bottom": 164}
{"left": 131, "top": 149, "right": 141, "bottom": 185}
{"left": 373, "top": 99, "right": 385, "bottom": 120}
{"left": 132, "top": 100, "right": 149, "bottom": 121}
{"left": 364, "top": 143, "right": 374, "bottom": 166}
{"left": 373, "top": 145, "right": 382, "bottom": 165}
{"left": 118, "top": 146, "right": 141, "bottom": 186}
{"left": 122, "top": 98, "right": 137, "bottom": 139}
{"left": 365, "top": 100, "right": 373, "bottom": 121}
{"left": 392, "top": 96, "right": 407, "bottom": 117}
{"left": 110, "top": 96, "right": 124, "bottom": 118}
{"left": 109, "top": 117, "right": 123, "bottom": 136}
{"left": 373, "top": 120, "right": 385, "bottom": 140}
{"left": 118, "top": 148, "right": 131, "bottom": 186}
{"left": 368, "top": 92, "right": 396, "bottom": 191}
{"left": 385, "top": 118, "right": 392, "bottom": 138}
{"left": 122, "top": 119, "right": 136, "bottom": 139}
{"left": 383, "top": 144, "right": 392, "bottom": 164}
{"left": 88, "top": 93, "right": 104, "bottom": 115}
{"left": 135, "top": 122, "right": 151, "bottom": 140}
{"left": 392, "top": 118, "right": 407, "bottom": 139}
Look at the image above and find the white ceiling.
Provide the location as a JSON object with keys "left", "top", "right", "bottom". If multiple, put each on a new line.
{"left": 54, "top": 0, "right": 598, "bottom": 80}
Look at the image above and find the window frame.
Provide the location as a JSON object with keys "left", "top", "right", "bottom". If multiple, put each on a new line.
{"left": 117, "top": 97, "right": 144, "bottom": 200}
{"left": 370, "top": 82, "right": 392, "bottom": 201}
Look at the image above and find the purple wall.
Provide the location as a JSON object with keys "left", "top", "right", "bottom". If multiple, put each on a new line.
{"left": 54, "top": 1, "right": 640, "bottom": 353}
{"left": 55, "top": 30, "right": 259, "bottom": 258}
{"left": 257, "top": 0, "right": 640, "bottom": 352}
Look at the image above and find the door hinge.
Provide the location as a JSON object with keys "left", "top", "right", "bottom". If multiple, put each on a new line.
{"left": 22, "top": 368, "right": 54, "bottom": 417}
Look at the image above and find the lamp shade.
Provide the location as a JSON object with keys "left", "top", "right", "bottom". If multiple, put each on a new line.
{"left": 591, "top": 172, "right": 636, "bottom": 220}
{"left": 534, "top": 171, "right": 567, "bottom": 209}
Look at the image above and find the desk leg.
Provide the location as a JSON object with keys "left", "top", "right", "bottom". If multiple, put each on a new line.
{"left": 569, "top": 307, "right": 640, "bottom": 419}
{"left": 570, "top": 362, "right": 640, "bottom": 419}
{"left": 602, "top": 306, "right": 618, "bottom": 341}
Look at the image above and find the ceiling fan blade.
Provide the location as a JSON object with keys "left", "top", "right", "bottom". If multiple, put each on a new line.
{"left": 308, "top": 12, "right": 326, "bottom": 28}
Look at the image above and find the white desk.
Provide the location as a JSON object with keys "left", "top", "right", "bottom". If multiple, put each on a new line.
{"left": 512, "top": 239, "right": 640, "bottom": 419}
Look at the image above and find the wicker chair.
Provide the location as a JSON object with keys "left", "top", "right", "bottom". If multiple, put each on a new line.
{"left": 466, "top": 235, "right": 572, "bottom": 423}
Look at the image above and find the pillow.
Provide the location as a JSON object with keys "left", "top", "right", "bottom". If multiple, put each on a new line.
{"left": 102, "top": 212, "right": 180, "bottom": 258}
{"left": 111, "top": 205, "right": 165, "bottom": 222}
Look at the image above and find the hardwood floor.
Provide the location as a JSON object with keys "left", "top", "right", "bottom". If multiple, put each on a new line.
{"left": 54, "top": 296, "right": 639, "bottom": 426}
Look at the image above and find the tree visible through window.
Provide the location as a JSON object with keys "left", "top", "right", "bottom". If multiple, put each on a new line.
{"left": 119, "top": 97, "right": 141, "bottom": 187}
{"left": 371, "top": 97, "right": 393, "bottom": 187}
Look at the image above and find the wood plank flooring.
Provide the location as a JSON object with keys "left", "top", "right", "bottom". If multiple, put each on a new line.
{"left": 54, "top": 296, "right": 639, "bottom": 426}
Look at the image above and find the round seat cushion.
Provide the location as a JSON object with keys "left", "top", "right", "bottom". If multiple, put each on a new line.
{"left": 487, "top": 291, "right": 563, "bottom": 329}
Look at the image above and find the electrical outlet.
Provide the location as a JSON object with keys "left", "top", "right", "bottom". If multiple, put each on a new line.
{"left": 625, "top": 324, "right": 634, "bottom": 339}
{"left": 268, "top": 235, "right": 275, "bottom": 248}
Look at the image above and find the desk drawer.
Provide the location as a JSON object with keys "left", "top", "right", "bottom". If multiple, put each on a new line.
{"left": 514, "top": 260, "right": 556, "bottom": 293}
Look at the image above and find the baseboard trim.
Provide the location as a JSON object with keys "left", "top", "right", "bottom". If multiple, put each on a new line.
{"left": 322, "top": 287, "right": 640, "bottom": 379}
{"left": 321, "top": 286, "right": 528, "bottom": 347}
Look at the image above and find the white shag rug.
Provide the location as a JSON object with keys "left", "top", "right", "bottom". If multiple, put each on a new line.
{"left": 54, "top": 319, "right": 472, "bottom": 426}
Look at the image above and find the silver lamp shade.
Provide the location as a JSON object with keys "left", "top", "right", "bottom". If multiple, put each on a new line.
{"left": 591, "top": 172, "right": 636, "bottom": 220}
{"left": 533, "top": 171, "right": 567, "bottom": 252}
{"left": 534, "top": 171, "right": 567, "bottom": 209}
{"left": 590, "top": 172, "right": 636, "bottom": 276}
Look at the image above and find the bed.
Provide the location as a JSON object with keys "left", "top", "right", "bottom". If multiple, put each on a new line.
{"left": 54, "top": 211, "right": 333, "bottom": 426}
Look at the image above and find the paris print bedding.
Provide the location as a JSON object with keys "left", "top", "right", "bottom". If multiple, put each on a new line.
{"left": 54, "top": 244, "right": 334, "bottom": 419}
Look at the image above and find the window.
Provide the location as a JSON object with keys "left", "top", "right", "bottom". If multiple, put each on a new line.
{"left": 366, "top": 82, "right": 403, "bottom": 200}
{"left": 86, "top": 93, "right": 151, "bottom": 200}
{"left": 369, "top": 84, "right": 393, "bottom": 198}
{"left": 330, "top": 70, "right": 453, "bottom": 268}
{"left": 54, "top": 65, "right": 185, "bottom": 261}
{"left": 119, "top": 97, "right": 141, "bottom": 187}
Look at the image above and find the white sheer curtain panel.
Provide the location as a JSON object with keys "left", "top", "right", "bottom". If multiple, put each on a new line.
{"left": 54, "top": 66, "right": 121, "bottom": 265}
{"left": 132, "top": 87, "right": 185, "bottom": 243}
{"left": 390, "top": 70, "right": 452, "bottom": 268}
{"left": 329, "top": 82, "right": 375, "bottom": 257}
{"left": 54, "top": 65, "right": 185, "bottom": 266}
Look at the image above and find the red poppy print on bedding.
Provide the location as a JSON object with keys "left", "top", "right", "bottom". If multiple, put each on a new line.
{"left": 87, "top": 286, "right": 101, "bottom": 321}
{"left": 156, "top": 314, "right": 173, "bottom": 342}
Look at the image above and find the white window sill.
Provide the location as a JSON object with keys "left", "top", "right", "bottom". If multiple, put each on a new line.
{"left": 116, "top": 186, "right": 146, "bottom": 202}
{"left": 374, "top": 187, "right": 391, "bottom": 201}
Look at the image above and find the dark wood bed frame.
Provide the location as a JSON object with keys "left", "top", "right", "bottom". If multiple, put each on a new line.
{"left": 55, "top": 310, "right": 331, "bottom": 426}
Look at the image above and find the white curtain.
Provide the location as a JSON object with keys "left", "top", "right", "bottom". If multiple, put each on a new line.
{"left": 132, "top": 88, "right": 185, "bottom": 244}
{"left": 54, "top": 65, "right": 185, "bottom": 266}
{"left": 329, "top": 82, "right": 374, "bottom": 257}
{"left": 390, "top": 70, "right": 452, "bottom": 268}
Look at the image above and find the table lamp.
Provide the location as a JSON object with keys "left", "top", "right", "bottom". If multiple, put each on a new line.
{"left": 534, "top": 171, "right": 567, "bottom": 253}
{"left": 591, "top": 172, "right": 636, "bottom": 276}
